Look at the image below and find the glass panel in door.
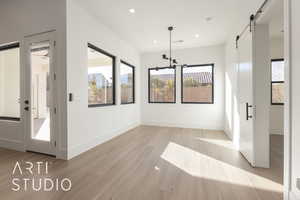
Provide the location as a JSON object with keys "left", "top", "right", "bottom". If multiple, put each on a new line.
{"left": 30, "top": 42, "right": 51, "bottom": 142}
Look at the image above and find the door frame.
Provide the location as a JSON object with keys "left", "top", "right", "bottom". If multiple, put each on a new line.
{"left": 22, "top": 31, "right": 58, "bottom": 156}
{"left": 284, "top": 0, "right": 292, "bottom": 199}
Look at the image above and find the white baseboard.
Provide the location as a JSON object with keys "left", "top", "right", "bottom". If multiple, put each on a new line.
{"left": 56, "top": 148, "right": 67, "bottom": 160}
{"left": 0, "top": 138, "right": 25, "bottom": 152}
{"left": 67, "top": 122, "right": 140, "bottom": 160}
{"left": 141, "top": 121, "right": 224, "bottom": 131}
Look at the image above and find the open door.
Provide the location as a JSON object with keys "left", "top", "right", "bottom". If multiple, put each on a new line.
{"left": 237, "top": 26, "right": 254, "bottom": 166}
{"left": 23, "top": 32, "right": 57, "bottom": 156}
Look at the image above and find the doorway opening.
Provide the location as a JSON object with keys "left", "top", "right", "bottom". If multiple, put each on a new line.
{"left": 24, "top": 31, "right": 57, "bottom": 156}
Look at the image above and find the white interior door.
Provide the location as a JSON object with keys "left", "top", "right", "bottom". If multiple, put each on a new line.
{"left": 237, "top": 27, "right": 254, "bottom": 165}
{"left": 24, "top": 32, "right": 57, "bottom": 156}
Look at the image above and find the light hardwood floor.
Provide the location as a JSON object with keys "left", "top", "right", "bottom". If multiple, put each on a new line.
{"left": 0, "top": 126, "right": 283, "bottom": 200}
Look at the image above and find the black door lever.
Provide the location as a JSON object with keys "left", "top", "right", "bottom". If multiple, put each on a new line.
{"left": 24, "top": 107, "right": 29, "bottom": 111}
{"left": 246, "top": 103, "right": 253, "bottom": 120}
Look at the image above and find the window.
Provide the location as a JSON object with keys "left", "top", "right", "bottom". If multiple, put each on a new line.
{"left": 148, "top": 67, "right": 176, "bottom": 103}
{"left": 271, "top": 59, "right": 284, "bottom": 105}
{"left": 87, "top": 43, "right": 115, "bottom": 107}
{"left": 0, "top": 43, "right": 20, "bottom": 121}
{"left": 120, "top": 61, "right": 135, "bottom": 104}
{"left": 181, "top": 64, "right": 214, "bottom": 104}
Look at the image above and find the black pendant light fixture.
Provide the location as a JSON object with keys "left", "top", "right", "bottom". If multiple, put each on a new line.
{"left": 161, "top": 26, "right": 181, "bottom": 68}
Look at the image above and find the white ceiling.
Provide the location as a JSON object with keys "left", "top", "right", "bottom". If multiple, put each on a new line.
{"left": 257, "top": 0, "right": 284, "bottom": 39}
{"left": 76, "top": 0, "right": 269, "bottom": 52}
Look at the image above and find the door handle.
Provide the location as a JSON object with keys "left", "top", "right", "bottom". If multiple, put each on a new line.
{"left": 24, "top": 107, "right": 29, "bottom": 111}
{"left": 24, "top": 100, "right": 29, "bottom": 104}
{"left": 246, "top": 103, "right": 252, "bottom": 120}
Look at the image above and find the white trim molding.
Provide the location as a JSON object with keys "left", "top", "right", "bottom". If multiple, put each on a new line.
{"left": 284, "top": 0, "right": 292, "bottom": 199}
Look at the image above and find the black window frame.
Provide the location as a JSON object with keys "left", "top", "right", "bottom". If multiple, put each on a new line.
{"left": 271, "top": 58, "right": 284, "bottom": 105}
{"left": 0, "top": 42, "right": 21, "bottom": 122}
{"left": 181, "top": 64, "right": 214, "bottom": 104}
{"left": 87, "top": 43, "right": 116, "bottom": 107}
{"left": 148, "top": 66, "right": 176, "bottom": 104}
{"left": 120, "top": 60, "right": 135, "bottom": 105}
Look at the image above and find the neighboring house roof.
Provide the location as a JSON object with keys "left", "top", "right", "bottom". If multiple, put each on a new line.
{"left": 183, "top": 72, "right": 212, "bottom": 83}
{"left": 151, "top": 72, "right": 212, "bottom": 83}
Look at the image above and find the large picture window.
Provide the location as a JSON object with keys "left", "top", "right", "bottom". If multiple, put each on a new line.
{"left": 271, "top": 59, "right": 284, "bottom": 105}
{"left": 120, "top": 61, "right": 135, "bottom": 104}
{"left": 0, "top": 43, "right": 20, "bottom": 121}
{"left": 87, "top": 43, "right": 115, "bottom": 107}
{"left": 148, "top": 67, "right": 176, "bottom": 103}
{"left": 181, "top": 64, "right": 214, "bottom": 104}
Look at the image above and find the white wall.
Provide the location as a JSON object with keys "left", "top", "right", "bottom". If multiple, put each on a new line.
{"left": 0, "top": 0, "right": 67, "bottom": 157}
{"left": 289, "top": 0, "right": 300, "bottom": 198}
{"left": 224, "top": 35, "right": 240, "bottom": 147}
{"left": 140, "top": 45, "right": 225, "bottom": 130}
{"left": 270, "top": 37, "right": 284, "bottom": 135}
{"left": 0, "top": 49, "right": 20, "bottom": 118}
{"left": 66, "top": 1, "right": 141, "bottom": 159}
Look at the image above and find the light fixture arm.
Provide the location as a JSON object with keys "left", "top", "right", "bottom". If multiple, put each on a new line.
{"left": 161, "top": 26, "right": 181, "bottom": 68}
{"left": 169, "top": 26, "right": 172, "bottom": 67}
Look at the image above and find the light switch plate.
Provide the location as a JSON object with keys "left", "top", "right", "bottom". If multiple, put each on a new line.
{"left": 297, "top": 178, "right": 300, "bottom": 190}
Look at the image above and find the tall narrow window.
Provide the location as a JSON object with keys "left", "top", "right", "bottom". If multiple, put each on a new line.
{"left": 148, "top": 67, "right": 176, "bottom": 103}
{"left": 181, "top": 64, "right": 214, "bottom": 104}
{"left": 87, "top": 43, "right": 115, "bottom": 107}
{"left": 0, "top": 43, "right": 20, "bottom": 121}
{"left": 271, "top": 59, "right": 284, "bottom": 105}
{"left": 120, "top": 61, "right": 135, "bottom": 104}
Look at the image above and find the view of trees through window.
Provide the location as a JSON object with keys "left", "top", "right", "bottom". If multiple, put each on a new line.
{"left": 149, "top": 67, "right": 175, "bottom": 103}
{"left": 120, "top": 61, "right": 134, "bottom": 104}
{"left": 87, "top": 44, "right": 115, "bottom": 106}
{"left": 271, "top": 59, "right": 284, "bottom": 105}
{"left": 182, "top": 64, "right": 213, "bottom": 103}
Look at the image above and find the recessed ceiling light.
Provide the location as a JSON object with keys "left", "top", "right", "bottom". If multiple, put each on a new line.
{"left": 129, "top": 8, "right": 135, "bottom": 13}
{"left": 205, "top": 17, "right": 213, "bottom": 21}
{"left": 153, "top": 40, "right": 157, "bottom": 44}
{"left": 195, "top": 34, "right": 200, "bottom": 38}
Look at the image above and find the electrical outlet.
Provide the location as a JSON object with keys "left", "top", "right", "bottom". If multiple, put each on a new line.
{"left": 297, "top": 178, "right": 300, "bottom": 190}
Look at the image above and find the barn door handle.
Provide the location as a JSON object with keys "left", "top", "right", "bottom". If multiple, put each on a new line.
{"left": 246, "top": 103, "right": 253, "bottom": 120}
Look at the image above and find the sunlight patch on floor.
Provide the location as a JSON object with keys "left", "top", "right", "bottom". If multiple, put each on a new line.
{"left": 194, "top": 137, "right": 236, "bottom": 150}
{"left": 160, "top": 142, "right": 283, "bottom": 193}
{"left": 34, "top": 117, "right": 50, "bottom": 141}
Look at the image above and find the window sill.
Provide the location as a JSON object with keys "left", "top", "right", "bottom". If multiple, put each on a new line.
{"left": 88, "top": 103, "right": 116, "bottom": 108}
{"left": 0, "top": 117, "right": 21, "bottom": 122}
